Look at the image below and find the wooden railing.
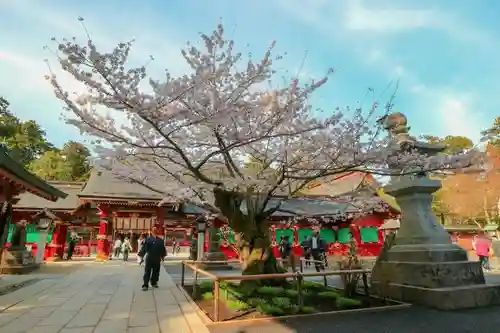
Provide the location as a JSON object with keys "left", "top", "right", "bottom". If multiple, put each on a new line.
{"left": 180, "top": 260, "right": 371, "bottom": 322}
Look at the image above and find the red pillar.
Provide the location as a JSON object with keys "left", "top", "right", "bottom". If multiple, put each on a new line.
{"left": 96, "top": 206, "right": 111, "bottom": 261}
{"left": 46, "top": 223, "right": 68, "bottom": 261}
{"left": 155, "top": 207, "right": 165, "bottom": 238}
{"left": 292, "top": 225, "right": 301, "bottom": 257}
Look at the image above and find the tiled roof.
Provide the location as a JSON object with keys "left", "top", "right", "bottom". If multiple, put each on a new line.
{"left": 78, "top": 169, "right": 162, "bottom": 200}
{"left": 14, "top": 181, "right": 85, "bottom": 210}
{"left": 299, "top": 172, "right": 369, "bottom": 198}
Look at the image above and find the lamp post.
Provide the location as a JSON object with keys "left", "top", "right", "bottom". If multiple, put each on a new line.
{"left": 34, "top": 215, "right": 54, "bottom": 265}
{"left": 196, "top": 216, "right": 207, "bottom": 261}
{"left": 196, "top": 215, "right": 233, "bottom": 270}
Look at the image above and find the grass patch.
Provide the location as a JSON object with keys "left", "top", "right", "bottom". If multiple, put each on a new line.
{"left": 256, "top": 286, "right": 285, "bottom": 296}
{"left": 215, "top": 279, "right": 366, "bottom": 317}
{"left": 201, "top": 292, "right": 213, "bottom": 300}
{"left": 226, "top": 299, "right": 251, "bottom": 311}
{"left": 317, "top": 291, "right": 340, "bottom": 299}
{"left": 284, "top": 289, "right": 298, "bottom": 298}
{"left": 336, "top": 297, "right": 362, "bottom": 309}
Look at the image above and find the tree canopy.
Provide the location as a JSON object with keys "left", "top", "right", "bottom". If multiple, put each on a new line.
{"left": 421, "top": 135, "right": 474, "bottom": 155}
{"left": 47, "top": 23, "right": 475, "bottom": 213}
{"left": 28, "top": 141, "right": 91, "bottom": 181}
{"left": 0, "top": 96, "right": 91, "bottom": 181}
{"left": 0, "top": 98, "right": 54, "bottom": 166}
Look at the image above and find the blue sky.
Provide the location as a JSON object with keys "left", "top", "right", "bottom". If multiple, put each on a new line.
{"left": 0, "top": 0, "right": 498, "bottom": 148}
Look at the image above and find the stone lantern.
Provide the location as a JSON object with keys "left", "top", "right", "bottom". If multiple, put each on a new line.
{"left": 371, "top": 112, "right": 500, "bottom": 310}
{"left": 33, "top": 208, "right": 57, "bottom": 264}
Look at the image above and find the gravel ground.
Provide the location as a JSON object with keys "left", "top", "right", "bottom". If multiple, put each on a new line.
{"left": 164, "top": 260, "right": 500, "bottom": 333}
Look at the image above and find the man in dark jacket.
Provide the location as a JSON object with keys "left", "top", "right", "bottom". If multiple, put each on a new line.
{"left": 307, "top": 231, "right": 327, "bottom": 272}
{"left": 140, "top": 228, "right": 166, "bottom": 291}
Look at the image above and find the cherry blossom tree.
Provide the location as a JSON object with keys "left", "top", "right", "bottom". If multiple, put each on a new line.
{"left": 45, "top": 22, "right": 478, "bottom": 278}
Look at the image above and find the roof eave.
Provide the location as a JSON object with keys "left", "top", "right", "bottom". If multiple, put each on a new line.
{"left": 78, "top": 195, "right": 163, "bottom": 202}
{"left": 0, "top": 149, "right": 68, "bottom": 201}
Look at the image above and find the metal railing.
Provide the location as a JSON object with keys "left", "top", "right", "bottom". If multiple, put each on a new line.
{"left": 180, "top": 260, "right": 371, "bottom": 322}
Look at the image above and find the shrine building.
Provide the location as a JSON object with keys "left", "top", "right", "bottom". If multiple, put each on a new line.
{"left": 11, "top": 169, "right": 401, "bottom": 261}
{"left": 0, "top": 146, "right": 67, "bottom": 270}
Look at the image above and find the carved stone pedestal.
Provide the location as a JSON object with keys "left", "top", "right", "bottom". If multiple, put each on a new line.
{"left": 371, "top": 246, "right": 500, "bottom": 309}
{"left": 197, "top": 251, "right": 233, "bottom": 271}
{"left": 0, "top": 249, "right": 39, "bottom": 274}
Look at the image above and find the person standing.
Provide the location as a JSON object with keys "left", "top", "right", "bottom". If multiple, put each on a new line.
{"left": 137, "top": 234, "right": 146, "bottom": 264}
{"left": 67, "top": 237, "right": 77, "bottom": 260}
{"left": 473, "top": 231, "right": 492, "bottom": 271}
{"left": 113, "top": 237, "right": 122, "bottom": 259}
{"left": 309, "top": 231, "right": 326, "bottom": 272}
{"left": 172, "top": 239, "right": 178, "bottom": 256}
{"left": 140, "top": 228, "right": 166, "bottom": 291}
{"left": 122, "top": 237, "right": 132, "bottom": 262}
{"left": 301, "top": 236, "right": 311, "bottom": 267}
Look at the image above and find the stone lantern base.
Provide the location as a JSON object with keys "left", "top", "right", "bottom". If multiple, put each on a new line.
{"left": 0, "top": 248, "right": 39, "bottom": 274}
{"left": 197, "top": 251, "right": 233, "bottom": 271}
{"left": 371, "top": 244, "right": 500, "bottom": 310}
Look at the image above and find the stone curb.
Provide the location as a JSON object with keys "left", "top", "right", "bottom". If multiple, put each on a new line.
{"left": 163, "top": 264, "right": 211, "bottom": 333}
{"left": 205, "top": 303, "right": 412, "bottom": 328}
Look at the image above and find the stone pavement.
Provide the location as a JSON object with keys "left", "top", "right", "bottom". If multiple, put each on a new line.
{"left": 0, "top": 260, "right": 210, "bottom": 333}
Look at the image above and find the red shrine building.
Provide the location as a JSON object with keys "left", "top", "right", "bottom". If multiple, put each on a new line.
{"left": 11, "top": 169, "right": 400, "bottom": 261}
{"left": 0, "top": 147, "right": 67, "bottom": 266}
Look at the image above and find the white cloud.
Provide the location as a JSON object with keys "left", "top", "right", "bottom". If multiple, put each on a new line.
{"left": 366, "top": 48, "right": 384, "bottom": 63}
{"left": 391, "top": 65, "right": 406, "bottom": 78}
{"left": 409, "top": 84, "right": 427, "bottom": 93}
{"left": 435, "top": 94, "right": 482, "bottom": 143}
{"left": 344, "top": 2, "right": 437, "bottom": 33}
{"left": 342, "top": 0, "right": 493, "bottom": 49}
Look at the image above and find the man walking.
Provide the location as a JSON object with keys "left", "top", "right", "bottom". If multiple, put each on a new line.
{"left": 140, "top": 228, "right": 166, "bottom": 291}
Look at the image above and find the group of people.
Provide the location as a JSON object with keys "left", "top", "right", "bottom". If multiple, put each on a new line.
{"left": 112, "top": 236, "right": 133, "bottom": 261}
{"left": 278, "top": 230, "right": 328, "bottom": 272}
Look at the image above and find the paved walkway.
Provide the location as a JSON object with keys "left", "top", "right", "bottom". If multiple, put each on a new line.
{"left": 0, "top": 261, "right": 209, "bottom": 333}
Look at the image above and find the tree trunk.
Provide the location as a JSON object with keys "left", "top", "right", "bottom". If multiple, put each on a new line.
{"left": 213, "top": 188, "right": 289, "bottom": 291}
{"left": 237, "top": 230, "right": 287, "bottom": 293}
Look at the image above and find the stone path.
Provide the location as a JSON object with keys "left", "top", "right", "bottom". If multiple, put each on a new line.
{"left": 0, "top": 261, "right": 210, "bottom": 333}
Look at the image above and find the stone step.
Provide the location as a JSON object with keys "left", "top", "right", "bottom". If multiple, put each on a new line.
{"left": 371, "top": 281, "right": 500, "bottom": 310}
